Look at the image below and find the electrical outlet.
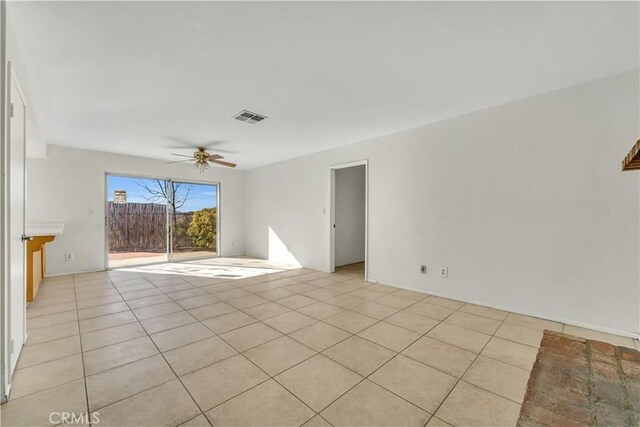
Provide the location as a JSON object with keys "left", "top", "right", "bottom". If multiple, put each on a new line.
{"left": 439, "top": 267, "right": 448, "bottom": 278}
{"left": 65, "top": 253, "right": 74, "bottom": 261}
{"left": 420, "top": 265, "right": 427, "bottom": 274}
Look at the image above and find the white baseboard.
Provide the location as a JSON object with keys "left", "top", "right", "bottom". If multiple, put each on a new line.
{"left": 222, "top": 252, "right": 246, "bottom": 257}
{"left": 366, "top": 277, "right": 640, "bottom": 341}
{"left": 45, "top": 268, "right": 105, "bottom": 277}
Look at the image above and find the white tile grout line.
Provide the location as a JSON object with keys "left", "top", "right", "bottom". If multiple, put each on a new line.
{"left": 133, "top": 274, "right": 326, "bottom": 424}
{"left": 21, "top": 266, "right": 636, "bottom": 426}
{"left": 269, "top": 290, "right": 509, "bottom": 426}
{"left": 423, "top": 308, "right": 512, "bottom": 426}
{"left": 169, "top": 282, "right": 475, "bottom": 424}
{"left": 78, "top": 270, "right": 367, "bottom": 424}
{"left": 20, "top": 275, "right": 529, "bottom": 377}
{"left": 37, "top": 270, "right": 640, "bottom": 359}
{"left": 23, "top": 273, "right": 528, "bottom": 382}
{"left": 94, "top": 274, "right": 217, "bottom": 426}
{"left": 79, "top": 268, "right": 333, "bottom": 419}
{"left": 72, "top": 274, "right": 94, "bottom": 427}
{"left": 188, "top": 277, "right": 369, "bottom": 423}
{"left": 323, "top": 302, "right": 521, "bottom": 411}
{"left": 36, "top": 275, "right": 520, "bottom": 332}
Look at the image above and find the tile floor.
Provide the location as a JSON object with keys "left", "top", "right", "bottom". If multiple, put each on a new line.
{"left": 1, "top": 259, "right": 638, "bottom": 427}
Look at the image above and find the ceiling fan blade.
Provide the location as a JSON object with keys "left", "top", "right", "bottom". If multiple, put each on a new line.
{"left": 162, "top": 137, "right": 235, "bottom": 153}
{"left": 208, "top": 154, "right": 223, "bottom": 160}
{"left": 170, "top": 153, "right": 194, "bottom": 158}
{"left": 167, "top": 159, "right": 193, "bottom": 164}
{"left": 211, "top": 159, "right": 237, "bottom": 168}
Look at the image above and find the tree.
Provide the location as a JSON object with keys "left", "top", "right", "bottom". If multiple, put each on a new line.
{"left": 135, "top": 180, "right": 192, "bottom": 249}
{"left": 188, "top": 208, "right": 217, "bottom": 249}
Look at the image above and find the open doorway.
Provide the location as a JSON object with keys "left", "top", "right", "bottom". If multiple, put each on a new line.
{"left": 330, "top": 161, "right": 368, "bottom": 279}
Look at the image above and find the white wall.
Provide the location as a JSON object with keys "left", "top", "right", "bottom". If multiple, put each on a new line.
{"left": 244, "top": 70, "right": 640, "bottom": 337}
{"left": 335, "top": 165, "right": 366, "bottom": 267}
{"left": 6, "top": 5, "right": 44, "bottom": 159}
{"left": 27, "top": 145, "right": 245, "bottom": 275}
{"left": 2, "top": 2, "right": 43, "bottom": 399}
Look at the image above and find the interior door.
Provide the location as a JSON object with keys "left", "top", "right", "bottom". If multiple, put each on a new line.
{"left": 7, "top": 65, "right": 27, "bottom": 381}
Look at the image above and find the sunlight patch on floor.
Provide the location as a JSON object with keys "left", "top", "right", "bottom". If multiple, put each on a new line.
{"left": 113, "top": 256, "right": 300, "bottom": 279}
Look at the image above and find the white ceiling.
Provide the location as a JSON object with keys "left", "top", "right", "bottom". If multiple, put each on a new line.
{"left": 9, "top": 1, "right": 639, "bottom": 169}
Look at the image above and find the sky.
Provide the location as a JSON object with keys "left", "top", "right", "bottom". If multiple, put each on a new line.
{"left": 107, "top": 175, "right": 217, "bottom": 212}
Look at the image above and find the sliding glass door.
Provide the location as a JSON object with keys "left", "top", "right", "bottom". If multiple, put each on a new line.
{"left": 107, "top": 176, "right": 169, "bottom": 267}
{"left": 169, "top": 181, "right": 219, "bottom": 262}
{"left": 106, "top": 174, "right": 219, "bottom": 268}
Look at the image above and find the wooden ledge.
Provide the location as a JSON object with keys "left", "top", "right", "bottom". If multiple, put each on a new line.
{"left": 26, "top": 235, "right": 56, "bottom": 302}
{"left": 622, "top": 139, "right": 640, "bottom": 171}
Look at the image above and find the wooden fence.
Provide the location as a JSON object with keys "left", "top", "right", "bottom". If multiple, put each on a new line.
{"left": 108, "top": 202, "right": 202, "bottom": 252}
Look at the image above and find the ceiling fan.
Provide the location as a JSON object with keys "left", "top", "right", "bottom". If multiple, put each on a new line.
{"left": 168, "top": 147, "right": 237, "bottom": 172}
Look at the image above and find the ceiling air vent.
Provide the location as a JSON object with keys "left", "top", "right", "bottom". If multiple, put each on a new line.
{"left": 233, "top": 110, "right": 268, "bottom": 124}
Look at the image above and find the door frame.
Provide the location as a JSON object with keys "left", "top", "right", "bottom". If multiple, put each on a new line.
{"left": 329, "top": 159, "right": 369, "bottom": 281}
{"left": 1, "top": 61, "right": 28, "bottom": 402}
{"left": 0, "top": 0, "right": 7, "bottom": 401}
{"left": 103, "top": 172, "right": 221, "bottom": 269}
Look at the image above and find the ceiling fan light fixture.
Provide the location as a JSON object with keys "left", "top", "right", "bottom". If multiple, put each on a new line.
{"left": 195, "top": 159, "right": 209, "bottom": 173}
